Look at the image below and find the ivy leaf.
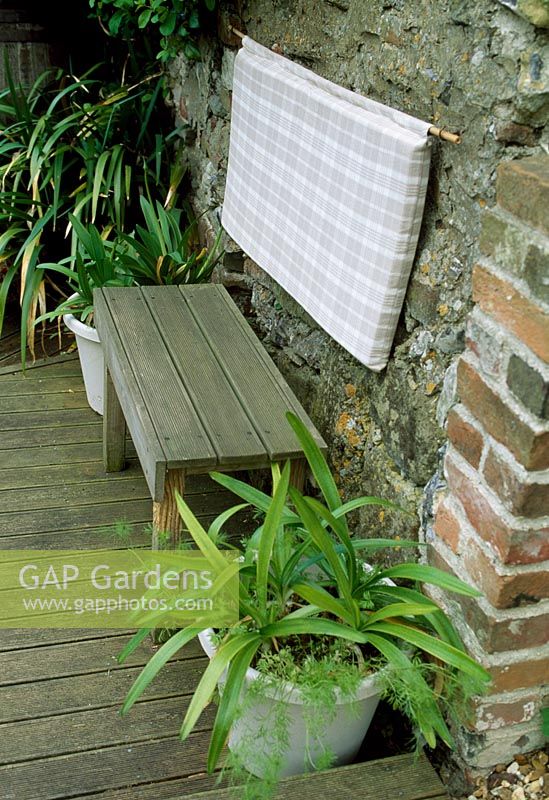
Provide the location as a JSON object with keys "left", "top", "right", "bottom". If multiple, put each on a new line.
{"left": 204, "top": 0, "right": 216, "bottom": 10}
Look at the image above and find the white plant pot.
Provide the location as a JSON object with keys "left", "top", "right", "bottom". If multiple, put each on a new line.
{"left": 198, "top": 628, "right": 381, "bottom": 779}
{"left": 63, "top": 310, "right": 103, "bottom": 415}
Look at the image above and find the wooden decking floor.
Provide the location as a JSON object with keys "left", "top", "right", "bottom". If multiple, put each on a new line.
{"left": 0, "top": 355, "right": 448, "bottom": 800}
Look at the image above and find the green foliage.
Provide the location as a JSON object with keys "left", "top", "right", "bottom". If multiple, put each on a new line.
{"left": 254, "top": 640, "right": 364, "bottom": 699}
{"left": 35, "top": 200, "right": 224, "bottom": 325}
{"left": 35, "top": 216, "right": 133, "bottom": 327}
{"left": 0, "top": 60, "right": 175, "bottom": 363}
{"left": 119, "top": 413, "right": 490, "bottom": 792}
{"left": 118, "top": 196, "right": 223, "bottom": 285}
{"left": 89, "top": 0, "right": 217, "bottom": 62}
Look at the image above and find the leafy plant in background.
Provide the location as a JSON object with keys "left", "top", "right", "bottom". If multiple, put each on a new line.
{"left": 35, "top": 200, "right": 224, "bottom": 327}
{"left": 0, "top": 61, "right": 176, "bottom": 363}
{"left": 89, "top": 0, "right": 217, "bottom": 62}
{"left": 35, "top": 216, "right": 133, "bottom": 327}
{"left": 118, "top": 413, "right": 490, "bottom": 797}
{"left": 119, "top": 196, "right": 223, "bottom": 285}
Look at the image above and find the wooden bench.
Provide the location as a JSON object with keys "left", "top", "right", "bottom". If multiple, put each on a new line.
{"left": 94, "top": 285, "right": 326, "bottom": 547}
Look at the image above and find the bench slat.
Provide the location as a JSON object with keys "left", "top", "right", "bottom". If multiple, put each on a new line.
{"left": 95, "top": 290, "right": 167, "bottom": 499}
{"left": 141, "top": 287, "right": 268, "bottom": 467}
{"left": 181, "top": 285, "right": 327, "bottom": 460}
{"left": 97, "top": 289, "right": 218, "bottom": 486}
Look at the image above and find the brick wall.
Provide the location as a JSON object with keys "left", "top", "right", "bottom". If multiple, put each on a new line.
{"left": 429, "top": 156, "right": 549, "bottom": 769}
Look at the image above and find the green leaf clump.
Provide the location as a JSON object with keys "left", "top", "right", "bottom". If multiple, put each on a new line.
{"left": 89, "top": 0, "right": 217, "bottom": 63}
{"left": 119, "top": 412, "right": 491, "bottom": 792}
{"left": 0, "top": 59, "right": 176, "bottom": 362}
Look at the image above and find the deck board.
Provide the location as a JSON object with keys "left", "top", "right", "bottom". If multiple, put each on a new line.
{"left": 0, "top": 356, "right": 228, "bottom": 799}
{"left": 0, "top": 355, "right": 447, "bottom": 800}
{"left": 183, "top": 753, "right": 446, "bottom": 800}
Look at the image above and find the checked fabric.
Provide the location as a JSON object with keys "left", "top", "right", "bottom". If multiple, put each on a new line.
{"left": 222, "top": 37, "right": 432, "bottom": 371}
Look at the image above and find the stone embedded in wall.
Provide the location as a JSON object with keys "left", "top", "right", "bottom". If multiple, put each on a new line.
{"left": 405, "top": 278, "right": 441, "bottom": 326}
{"left": 497, "top": 0, "right": 549, "bottom": 29}
{"left": 495, "top": 120, "right": 539, "bottom": 145}
{"left": 518, "top": 45, "right": 549, "bottom": 117}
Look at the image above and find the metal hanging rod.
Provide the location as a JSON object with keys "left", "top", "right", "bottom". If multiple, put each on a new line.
{"left": 229, "top": 26, "right": 461, "bottom": 144}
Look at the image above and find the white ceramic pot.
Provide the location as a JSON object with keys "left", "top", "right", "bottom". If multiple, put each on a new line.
{"left": 63, "top": 310, "right": 103, "bottom": 415}
{"left": 198, "top": 628, "right": 380, "bottom": 779}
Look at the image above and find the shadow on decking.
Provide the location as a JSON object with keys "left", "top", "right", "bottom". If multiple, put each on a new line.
{"left": 0, "top": 354, "right": 448, "bottom": 800}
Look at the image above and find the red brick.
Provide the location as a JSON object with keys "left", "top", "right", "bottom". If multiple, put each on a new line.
{"left": 497, "top": 156, "right": 549, "bottom": 237}
{"left": 472, "top": 264, "right": 549, "bottom": 363}
{"left": 474, "top": 694, "right": 540, "bottom": 731}
{"left": 433, "top": 498, "right": 461, "bottom": 553}
{"left": 463, "top": 539, "right": 549, "bottom": 608}
{"left": 447, "top": 407, "right": 484, "bottom": 469}
{"left": 483, "top": 446, "right": 549, "bottom": 518}
{"left": 426, "top": 552, "right": 549, "bottom": 653}
{"left": 445, "top": 454, "right": 549, "bottom": 565}
{"left": 457, "top": 357, "right": 549, "bottom": 470}
{"left": 456, "top": 593, "right": 549, "bottom": 653}
{"left": 490, "top": 656, "right": 549, "bottom": 693}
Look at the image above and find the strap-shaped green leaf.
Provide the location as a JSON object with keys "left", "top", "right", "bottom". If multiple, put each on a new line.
{"left": 378, "top": 586, "right": 465, "bottom": 650}
{"left": 210, "top": 470, "right": 299, "bottom": 524}
{"left": 207, "top": 502, "right": 249, "bottom": 545}
{"left": 293, "top": 581, "right": 357, "bottom": 627}
{"left": 122, "top": 626, "right": 202, "bottom": 714}
{"left": 286, "top": 411, "right": 341, "bottom": 511}
{"left": 180, "top": 633, "right": 261, "bottom": 741}
{"left": 349, "top": 538, "right": 422, "bottom": 551}
{"left": 206, "top": 638, "right": 260, "bottom": 772}
{"left": 256, "top": 461, "right": 291, "bottom": 612}
{"left": 290, "top": 488, "right": 356, "bottom": 619}
{"left": 91, "top": 149, "right": 111, "bottom": 223}
{"left": 304, "top": 496, "right": 356, "bottom": 588}
{"left": 367, "top": 632, "right": 452, "bottom": 748}
{"left": 117, "top": 627, "right": 152, "bottom": 664}
{"left": 174, "top": 491, "right": 229, "bottom": 575}
{"left": 333, "top": 496, "right": 410, "bottom": 518}
{"left": 364, "top": 602, "right": 438, "bottom": 626}
{"left": 261, "top": 618, "right": 368, "bottom": 644}
{"left": 369, "top": 621, "right": 490, "bottom": 682}
{"left": 380, "top": 563, "right": 481, "bottom": 597}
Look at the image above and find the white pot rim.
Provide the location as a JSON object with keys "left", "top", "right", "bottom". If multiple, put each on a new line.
{"left": 63, "top": 294, "right": 99, "bottom": 342}
{"left": 198, "top": 628, "right": 380, "bottom": 706}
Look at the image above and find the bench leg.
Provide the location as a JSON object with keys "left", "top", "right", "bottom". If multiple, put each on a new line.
{"left": 103, "top": 364, "right": 126, "bottom": 472}
{"left": 290, "top": 458, "right": 307, "bottom": 493}
{"left": 152, "top": 469, "right": 185, "bottom": 549}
